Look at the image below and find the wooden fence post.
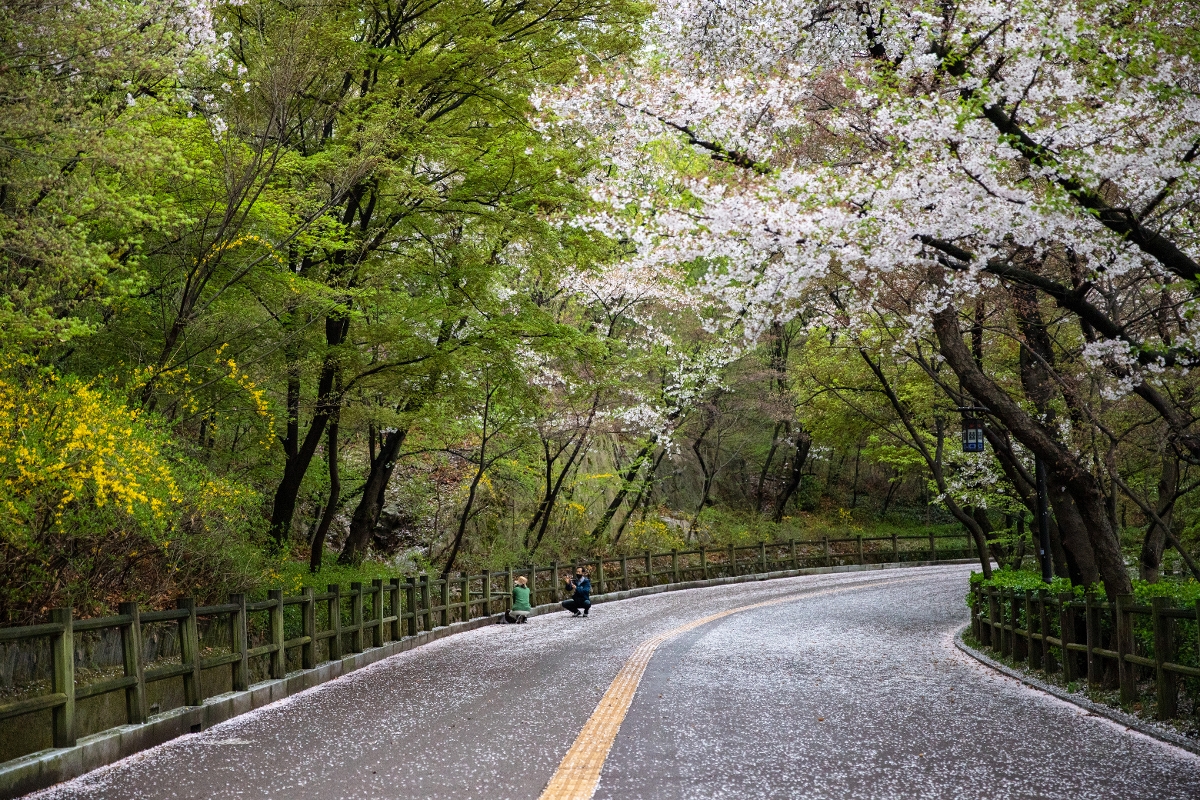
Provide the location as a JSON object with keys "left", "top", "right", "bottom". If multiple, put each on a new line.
{"left": 390, "top": 580, "right": 402, "bottom": 641}
{"left": 670, "top": 550, "right": 679, "bottom": 584}
{"left": 985, "top": 587, "right": 993, "bottom": 644}
{"left": 459, "top": 574, "right": 470, "bottom": 621}
{"left": 268, "top": 589, "right": 286, "bottom": 678}
{"left": 984, "top": 587, "right": 993, "bottom": 652}
{"left": 997, "top": 588, "right": 1010, "bottom": 656}
{"left": 1195, "top": 600, "right": 1200, "bottom": 671}
{"left": 1025, "top": 590, "right": 1039, "bottom": 670}
{"left": 823, "top": 535, "right": 831, "bottom": 567}
{"left": 728, "top": 543, "right": 735, "bottom": 576}
{"left": 760, "top": 540, "right": 767, "bottom": 572}
{"left": 700, "top": 545, "right": 708, "bottom": 580}
{"left": 402, "top": 578, "right": 416, "bottom": 636}
{"left": 1058, "top": 592, "right": 1074, "bottom": 683}
{"left": 622, "top": 556, "right": 631, "bottom": 591}
{"left": 481, "top": 572, "right": 491, "bottom": 618}
{"left": 1039, "top": 589, "right": 1056, "bottom": 674}
{"left": 1152, "top": 596, "right": 1177, "bottom": 720}
{"left": 301, "top": 587, "right": 316, "bottom": 668}
{"left": 1115, "top": 594, "right": 1137, "bottom": 705}
{"left": 595, "top": 561, "right": 605, "bottom": 595}
{"left": 892, "top": 532, "right": 898, "bottom": 562}
{"left": 176, "top": 598, "right": 203, "bottom": 706}
{"left": 230, "top": 594, "right": 249, "bottom": 691}
{"left": 552, "top": 561, "right": 561, "bottom": 598}
{"left": 791, "top": 538, "right": 798, "bottom": 569}
{"left": 527, "top": 565, "right": 537, "bottom": 607}
{"left": 348, "top": 583, "right": 364, "bottom": 653}
{"left": 372, "top": 579, "right": 385, "bottom": 646}
{"left": 856, "top": 534, "right": 864, "bottom": 565}
{"left": 970, "top": 586, "right": 980, "bottom": 640}
{"left": 328, "top": 584, "right": 343, "bottom": 659}
{"left": 1011, "top": 589, "right": 1027, "bottom": 661}
{"left": 998, "top": 588, "right": 1009, "bottom": 656}
{"left": 1010, "top": 589, "right": 1023, "bottom": 661}
{"left": 996, "top": 587, "right": 1006, "bottom": 651}
{"left": 421, "top": 575, "right": 432, "bottom": 629}
{"left": 973, "top": 586, "right": 987, "bottom": 645}
{"left": 646, "top": 551, "right": 655, "bottom": 585}
{"left": 51, "top": 608, "right": 75, "bottom": 747}
{"left": 929, "top": 529, "right": 936, "bottom": 561}
{"left": 1085, "top": 592, "right": 1100, "bottom": 686}
{"left": 441, "top": 578, "right": 450, "bottom": 628}
{"left": 118, "top": 601, "right": 147, "bottom": 724}
{"left": 987, "top": 587, "right": 1000, "bottom": 651}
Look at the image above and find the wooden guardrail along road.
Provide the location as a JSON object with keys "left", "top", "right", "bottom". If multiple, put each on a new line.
{"left": 0, "top": 533, "right": 974, "bottom": 760}
{"left": 970, "top": 584, "right": 1200, "bottom": 721}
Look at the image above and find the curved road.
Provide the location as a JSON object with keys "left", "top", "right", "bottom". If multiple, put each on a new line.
{"left": 30, "top": 565, "right": 1200, "bottom": 799}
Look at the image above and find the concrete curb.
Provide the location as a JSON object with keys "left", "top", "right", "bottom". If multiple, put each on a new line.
{"left": 953, "top": 627, "right": 1200, "bottom": 757}
{"left": 0, "top": 558, "right": 977, "bottom": 797}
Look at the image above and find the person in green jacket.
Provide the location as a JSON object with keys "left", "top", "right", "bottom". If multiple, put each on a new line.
{"left": 505, "top": 576, "right": 532, "bottom": 624}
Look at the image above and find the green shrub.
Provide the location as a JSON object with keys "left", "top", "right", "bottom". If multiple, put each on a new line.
{"left": 968, "top": 567, "right": 1079, "bottom": 607}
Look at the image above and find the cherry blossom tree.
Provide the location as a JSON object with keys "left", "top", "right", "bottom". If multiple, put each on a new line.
{"left": 546, "top": 0, "right": 1200, "bottom": 598}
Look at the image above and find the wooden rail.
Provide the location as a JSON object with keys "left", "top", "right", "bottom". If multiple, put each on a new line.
{"left": 0, "top": 532, "right": 972, "bottom": 748}
{"left": 970, "top": 584, "right": 1200, "bottom": 721}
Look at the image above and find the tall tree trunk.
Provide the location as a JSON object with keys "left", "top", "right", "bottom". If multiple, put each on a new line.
{"left": 284, "top": 339, "right": 301, "bottom": 462}
{"left": 932, "top": 308, "right": 1127, "bottom": 597}
{"left": 589, "top": 439, "right": 655, "bottom": 543}
{"left": 1045, "top": 481, "right": 1093, "bottom": 584}
{"left": 441, "top": 384, "right": 496, "bottom": 576}
{"left": 687, "top": 414, "right": 717, "bottom": 536}
{"left": 772, "top": 425, "right": 811, "bottom": 523}
{"left": 528, "top": 439, "right": 559, "bottom": 538}
{"left": 756, "top": 420, "right": 785, "bottom": 514}
{"left": 1009, "top": 284, "right": 1101, "bottom": 582}
{"left": 309, "top": 415, "right": 340, "bottom": 573}
{"left": 969, "top": 506, "right": 1008, "bottom": 566}
{"left": 880, "top": 470, "right": 901, "bottom": 516}
{"left": 527, "top": 393, "right": 600, "bottom": 551}
{"left": 1140, "top": 453, "right": 1176, "bottom": 582}
{"left": 982, "top": 426, "right": 1059, "bottom": 573}
{"left": 338, "top": 427, "right": 407, "bottom": 564}
{"left": 268, "top": 314, "right": 348, "bottom": 547}
{"left": 850, "top": 445, "right": 862, "bottom": 508}
{"left": 1012, "top": 514, "right": 1027, "bottom": 569}
{"left": 613, "top": 448, "right": 668, "bottom": 545}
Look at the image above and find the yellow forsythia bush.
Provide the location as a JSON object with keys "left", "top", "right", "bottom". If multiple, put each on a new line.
{"left": 0, "top": 359, "right": 263, "bottom": 622}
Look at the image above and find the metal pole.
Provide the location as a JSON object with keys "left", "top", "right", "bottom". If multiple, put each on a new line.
{"left": 1035, "top": 456, "right": 1052, "bottom": 583}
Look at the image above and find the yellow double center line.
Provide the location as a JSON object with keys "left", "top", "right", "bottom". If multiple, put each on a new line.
{"left": 537, "top": 576, "right": 919, "bottom": 800}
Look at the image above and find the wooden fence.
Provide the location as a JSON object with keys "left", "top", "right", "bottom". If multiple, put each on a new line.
{"left": 1, "top": 532, "right": 973, "bottom": 751}
{"left": 970, "top": 584, "right": 1200, "bottom": 720}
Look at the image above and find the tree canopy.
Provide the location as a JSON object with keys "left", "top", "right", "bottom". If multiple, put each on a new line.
{"left": 2, "top": 0, "right": 1197, "bottom": 620}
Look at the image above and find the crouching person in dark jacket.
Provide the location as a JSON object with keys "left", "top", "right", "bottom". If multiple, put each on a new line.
{"left": 562, "top": 567, "right": 591, "bottom": 617}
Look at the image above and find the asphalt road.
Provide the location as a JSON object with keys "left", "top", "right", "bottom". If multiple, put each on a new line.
{"left": 29, "top": 565, "right": 1200, "bottom": 799}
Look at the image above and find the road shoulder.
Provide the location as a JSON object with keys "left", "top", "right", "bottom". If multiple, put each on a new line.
{"left": 953, "top": 627, "right": 1200, "bottom": 757}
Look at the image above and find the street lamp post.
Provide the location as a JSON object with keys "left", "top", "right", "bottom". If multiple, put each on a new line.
{"left": 1034, "top": 456, "right": 1052, "bottom": 583}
